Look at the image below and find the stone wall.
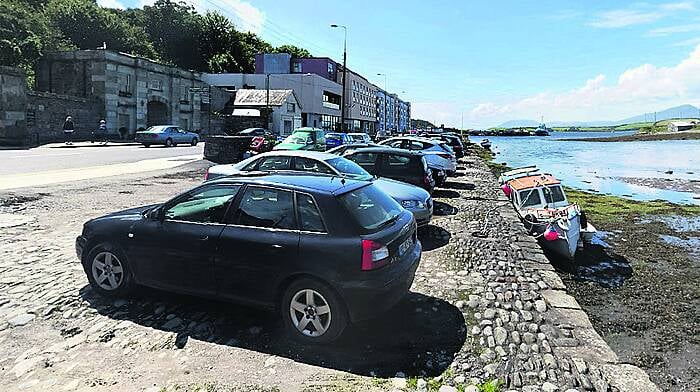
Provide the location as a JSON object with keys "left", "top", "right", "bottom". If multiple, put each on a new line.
{"left": 26, "top": 91, "right": 102, "bottom": 144}
{"left": 0, "top": 67, "right": 28, "bottom": 146}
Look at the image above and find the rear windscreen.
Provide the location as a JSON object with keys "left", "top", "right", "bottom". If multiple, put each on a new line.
{"left": 339, "top": 184, "right": 403, "bottom": 231}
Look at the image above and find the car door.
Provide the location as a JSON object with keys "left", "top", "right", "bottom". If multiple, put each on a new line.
{"left": 129, "top": 184, "right": 241, "bottom": 295}
{"left": 215, "top": 185, "right": 300, "bottom": 305}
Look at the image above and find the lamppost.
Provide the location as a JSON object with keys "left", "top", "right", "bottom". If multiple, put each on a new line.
{"left": 331, "top": 24, "right": 347, "bottom": 132}
{"left": 377, "top": 73, "right": 387, "bottom": 135}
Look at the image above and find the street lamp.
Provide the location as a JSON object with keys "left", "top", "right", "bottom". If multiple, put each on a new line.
{"left": 331, "top": 24, "right": 347, "bottom": 132}
{"left": 377, "top": 73, "right": 387, "bottom": 136}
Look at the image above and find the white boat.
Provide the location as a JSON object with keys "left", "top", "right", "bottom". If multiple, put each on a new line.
{"left": 498, "top": 166, "right": 596, "bottom": 260}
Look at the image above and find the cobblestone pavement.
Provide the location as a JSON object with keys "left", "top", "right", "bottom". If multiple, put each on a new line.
{"left": 0, "top": 156, "right": 659, "bottom": 391}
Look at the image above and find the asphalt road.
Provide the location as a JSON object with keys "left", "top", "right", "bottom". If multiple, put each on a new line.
{"left": 0, "top": 142, "right": 204, "bottom": 176}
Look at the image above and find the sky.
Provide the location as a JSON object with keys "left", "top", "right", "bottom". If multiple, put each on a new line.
{"left": 108, "top": 0, "right": 700, "bottom": 128}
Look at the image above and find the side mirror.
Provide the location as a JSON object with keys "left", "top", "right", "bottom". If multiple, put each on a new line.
{"left": 150, "top": 207, "right": 165, "bottom": 221}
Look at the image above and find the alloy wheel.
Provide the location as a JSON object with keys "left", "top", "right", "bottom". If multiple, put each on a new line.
{"left": 289, "top": 289, "right": 332, "bottom": 337}
{"left": 91, "top": 251, "right": 124, "bottom": 291}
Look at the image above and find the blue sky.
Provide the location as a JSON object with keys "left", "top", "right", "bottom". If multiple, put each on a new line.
{"left": 110, "top": 0, "right": 700, "bottom": 128}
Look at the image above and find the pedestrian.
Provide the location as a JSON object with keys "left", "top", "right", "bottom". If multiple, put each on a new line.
{"left": 98, "top": 119, "right": 108, "bottom": 145}
{"left": 63, "top": 116, "right": 74, "bottom": 145}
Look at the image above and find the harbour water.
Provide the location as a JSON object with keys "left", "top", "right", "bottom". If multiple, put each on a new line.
{"left": 486, "top": 131, "right": 700, "bottom": 204}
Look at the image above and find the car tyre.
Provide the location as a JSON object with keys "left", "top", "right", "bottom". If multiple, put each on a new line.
{"left": 83, "top": 243, "right": 134, "bottom": 297}
{"left": 281, "top": 278, "right": 348, "bottom": 344}
{"left": 143, "top": 144, "right": 151, "bottom": 148}
{"left": 165, "top": 138, "right": 173, "bottom": 147}
{"left": 191, "top": 138, "right": 198, "bottom": 146}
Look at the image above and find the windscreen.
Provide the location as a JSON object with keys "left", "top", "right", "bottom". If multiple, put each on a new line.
{"left": 326, "top": 157, "right": 373, "bottom": 180}
{"left": 339, "top": 184, "right": 403, "bottom": 232}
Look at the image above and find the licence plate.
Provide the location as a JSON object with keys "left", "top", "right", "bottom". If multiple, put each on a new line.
{"left": 398, "top": 236, "right": 413, "bottom": 256}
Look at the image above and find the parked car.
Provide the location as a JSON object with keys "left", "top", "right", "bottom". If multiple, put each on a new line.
{"left": 206, "top": 151, "right": 433, "bottom": 227}
{"left": 377, "top": 137, "right": 457, "bottom": 185}
{"left": 348, "top": 133, "right": 373, "bottom": 144}
{"left": 325, "top": 133, "right": 354, "bottom": 150}
{"left": 76, "top": 173, "right": 421, "bottom": 343}
{"left": 237, "top": 128, "right": 271, "bottom": 137}
{"left": 426, "top": 133, "right": 465, "bottom": 158}
{"left": 326, "top": 142, "right": 381, "bottom": 156}
{"left": 342, "top": 147, "right": 436, "bottom": 194}
{"left": 273, "top": 127, "right": 326, "bottom": 151}
{"left": 135, "top": 125, "right": 200, "bottom": 147}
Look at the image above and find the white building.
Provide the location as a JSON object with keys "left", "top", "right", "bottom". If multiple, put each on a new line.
{"left": 232, "top": 89, "right": 302, "bottom": 135}
{"left": 667, "top": 121, "right": 695, "bottom": 132}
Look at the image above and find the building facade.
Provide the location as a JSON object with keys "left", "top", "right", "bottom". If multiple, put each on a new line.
{"left": 231, "top": 89, "right": 302, "bottom": 135}
{"left": 36, "top": 50, "right": 229, "bottom": 136}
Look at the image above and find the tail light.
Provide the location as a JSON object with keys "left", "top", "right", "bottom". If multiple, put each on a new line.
{"left": 361, "top": 240, "right": 390, "bottom": 271}
{"left": 204, "top": 171, "right": 209, "bottom": 181}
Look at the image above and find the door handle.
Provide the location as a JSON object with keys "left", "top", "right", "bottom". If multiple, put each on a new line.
{"left": 270, "top": 244, "right": 284, "bottom": 250}
{"left": 197, "top": 236, "right": 210, "bottom": 241}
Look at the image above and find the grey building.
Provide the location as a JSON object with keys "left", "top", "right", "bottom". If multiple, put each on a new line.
{"left": 202, "top": 73, "right": 343, "bottom": 132}
{"left": 36, "top": 50, "right": 229, "bottom": 136}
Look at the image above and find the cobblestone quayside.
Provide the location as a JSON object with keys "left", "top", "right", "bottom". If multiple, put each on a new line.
{"left": 0, "top": 155, "right": 658, "bottom": 391}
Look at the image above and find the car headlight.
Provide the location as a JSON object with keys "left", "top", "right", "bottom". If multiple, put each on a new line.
{"left": 401, "top": 200, "right": 425, "bottom": 209}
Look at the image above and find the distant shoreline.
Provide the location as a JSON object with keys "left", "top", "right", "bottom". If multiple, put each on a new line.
{"left": 561, "top": 130, "right": 700, "bottom": 142}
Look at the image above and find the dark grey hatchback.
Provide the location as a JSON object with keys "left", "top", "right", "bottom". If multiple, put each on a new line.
{"left": 76, "top": 173, "right": 421, "bottom": 343}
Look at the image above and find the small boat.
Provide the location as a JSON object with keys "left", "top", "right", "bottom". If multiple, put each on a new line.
{"left": 534, "top": 123, "right": 550, "bottom": 136}
{"left": 498, "top": 166, "right": 596, "bottom": 260}
{"left": 480, "top": 139, "right": 492, "bottom": 149}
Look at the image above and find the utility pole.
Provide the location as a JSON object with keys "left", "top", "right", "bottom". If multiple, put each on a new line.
{"left": 331, "top": 24, "right": 347, "bottom": 132}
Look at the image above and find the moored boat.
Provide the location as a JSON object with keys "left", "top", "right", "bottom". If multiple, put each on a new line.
{"left": 534, "top": 123, "right": 550, "bottom": 136}
{"left": 498, "top": 166, "right": 596, "bottom": 260}
{"left": 480, "top": 139, "right": 492, "bottom": 149}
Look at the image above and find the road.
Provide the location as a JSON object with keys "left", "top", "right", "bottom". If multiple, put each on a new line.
{"left": 0, "top": 142, "right": 205, "bottom": 190}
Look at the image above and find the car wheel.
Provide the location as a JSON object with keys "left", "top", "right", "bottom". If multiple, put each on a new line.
{"left": 165, "top": 138, "right": 173, "bottom": 147}
{"left": 83, "top": 243, "right": 134, "bottom": 297}
{"left": 191, "top": 138, "right": 198, "bottom": 146}
{"left": 281, "top": 278, "right": 348, "bottom": 344}
{"left": 143, "top": 144, "right": 151, "bottom": 148}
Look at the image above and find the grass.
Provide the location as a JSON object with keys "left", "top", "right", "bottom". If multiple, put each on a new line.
{"left": 477, "top": 379, "right": 502, "bottom": 392}
{"left": 564, "top": 187, "right": 700, "bottom": 223}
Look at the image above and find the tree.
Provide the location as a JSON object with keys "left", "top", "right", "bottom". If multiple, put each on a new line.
{"left": 0, "top": 0, "right": 65, "bottom": 70}
{"left": 198, "top": 11, "right": 244, "bottom": 72}
{"left": 141, "top": 0, "right": 203, "bottom": 70}
{"left": 237, "top": 32, "right": 272, "bottom": 73}
{"left": 45, "top": 0, "right": 156, "bottom": 59}
{"left": 273, "top": 44, "right": 311, "bottom": 58}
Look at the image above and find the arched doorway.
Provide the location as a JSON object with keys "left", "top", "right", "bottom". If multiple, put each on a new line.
{"left": 147, "top": 100, "right": 169, "bottom": 126}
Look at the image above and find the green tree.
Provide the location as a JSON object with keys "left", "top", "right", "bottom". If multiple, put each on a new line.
{"left": 237, "top": 32, "right": 272, "bottom": 73}
{"left": 45, "top": 0, "right": 156, "bottom": 58}
{"left": 141, "top": 0, "right": 203, "bottom": 70}
{"left": 0, "top": 0, "right": 65, "bottom": 70}
{"left": 198, "top": 11, "right": 244, "bottom": 72}
{"left": 273, "top": 44, "right": 311, "bottom": 58}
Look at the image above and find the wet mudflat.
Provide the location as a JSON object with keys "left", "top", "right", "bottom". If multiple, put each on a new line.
{"left": 554, "top": 212, "right": 700, "bottom": 391}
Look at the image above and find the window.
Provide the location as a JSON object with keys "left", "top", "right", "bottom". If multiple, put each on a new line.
{"left": 340, "top": 184, "right": 402, "bottom": 232}
{"left": 543, "top": 186, "right": 566, "bottom": 203}
{"left": 326, "top": 157, "right": 372, "bottom": 180}
{"left": 287, "top": 103, "right": 295, "bottom": 112}
{"left": 383, "top": 154, "right": 415, "bottom": 174}
{"left": 164, "top": 185, "right": 240, "bottom": 223}
{"left": 294, "top": 157, "right": 334, "bottom": 174}
{"left": 408, "top": 141, "right": 425, "bottom": 150}
{"left": 258, "top": 156, "right": 292, "bottom": 171}
{"left": 327, "top": 62, "right": 334, "bottom": 74}
{"left": 149, "top": 80, "right": 163, "bottom": 91}
{"left": 297, "top": 193, "right": 325, "bottom": 232}
{"left": 235, "top": 187, "right": 295, "bottom": 230}
{"left": 520, "top": 189, "right": 543, "bottom": 207}
{"left": 292, "top": 62, "right": 302, "bottom": 73}
{"left": 386, "top": 140, "right": 404, "bottom": 148}
{"left": 348, "top": 152, "right": 378, "bottom": 170}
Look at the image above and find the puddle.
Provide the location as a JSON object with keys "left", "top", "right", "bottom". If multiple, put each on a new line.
{"left": 547, "top": 233, "right": 632, "bottom": 288}
{"left": 653, "top": 215, "right": 700, "bottom": 232}
{"left": 659, "top": 235, "right": 700, "bottom": 260}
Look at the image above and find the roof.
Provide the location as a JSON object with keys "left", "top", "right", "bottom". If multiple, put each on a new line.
{"left": 345, "top": 147, "right": 425, "bottom": 156}
{"left": 384, "top": 136, "right": 440, "bottom": 145}
{"left": 669, "top": 121, "right": 695, "bottom": 127}
{"left": 234, "top": 89, "right": 298, "bottom": 107}
{"left": 208, "top": 172, "right": 368, "bottom": 195}
{"left": 507, "top": 174, "right": 561, "bottom": 191}
{"left": 253, "top": 150, "right": 339, "bottom": 161}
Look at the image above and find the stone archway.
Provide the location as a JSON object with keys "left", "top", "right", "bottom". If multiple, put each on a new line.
{"left": 147, "top": 100, "right": 169, "bottom": 126}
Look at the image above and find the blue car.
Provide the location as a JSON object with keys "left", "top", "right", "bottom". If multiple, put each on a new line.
{"left": 325, "top": 133, "right": 353, "bottom": 150}
{"left": 135, "top": 125, "right": 200, "bottom": 148}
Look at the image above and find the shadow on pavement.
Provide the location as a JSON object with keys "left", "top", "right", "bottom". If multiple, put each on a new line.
{"left": 443, "top": 181, "right": 475, "bottom": 191}
{"left": 432, "top": 189, "right": 460, "bottom": 199}
{"left": 418, "top": 224, "right": 452, "bottom": 251}
{"left": 433, "top": 201, "right": 458, "bottom": 216}
{"left": 79, "top": 286, "right": 466, "bottom": 377}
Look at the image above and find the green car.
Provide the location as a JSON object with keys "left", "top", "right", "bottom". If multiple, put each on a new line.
{"left": 273, "top": 127, "right": 327, "bottom": 151}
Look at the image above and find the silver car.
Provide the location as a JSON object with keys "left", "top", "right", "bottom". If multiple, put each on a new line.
{"left": 206, "top": 151, "right": 433, "bottom": 227}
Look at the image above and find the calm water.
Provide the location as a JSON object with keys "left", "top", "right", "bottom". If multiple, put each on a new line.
{"left": 486, "top": 131, "right": 700, "bottom": 204}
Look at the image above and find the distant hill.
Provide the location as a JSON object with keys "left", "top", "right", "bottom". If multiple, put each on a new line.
{"left": 495, "top": 104, "right": 700, "bottom": 128}
{"left": 411, "top": 119, "right": 436, "bottom": 129}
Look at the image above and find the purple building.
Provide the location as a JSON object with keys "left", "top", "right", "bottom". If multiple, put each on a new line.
{"left": 255, "top": 53, "right": 339, "bottom": 82}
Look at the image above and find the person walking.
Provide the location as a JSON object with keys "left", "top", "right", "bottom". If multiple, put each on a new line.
{"left": 97, "top": 119, "right": 108, "bottom": 145}
{"left": 63, "top": 116, "right": 74, "bottom": 145}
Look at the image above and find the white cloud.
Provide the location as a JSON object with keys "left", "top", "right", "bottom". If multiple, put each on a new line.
{"left": 589, "top": 2, "right": 696, "bottom": 28}
{"left": 674, "top": 36, "right": 700, "bottom": 45}
{"left": 137, "top": 0, "right": 265, "bottom": 34}
{"left": 648, "top": 22, "right": 700, "bottom": 36}
{"left": 461, "top": 44, "right": 700, "bottom": 128}
{"left": 97, "top": 0, "right": 125, "bottom": 9}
